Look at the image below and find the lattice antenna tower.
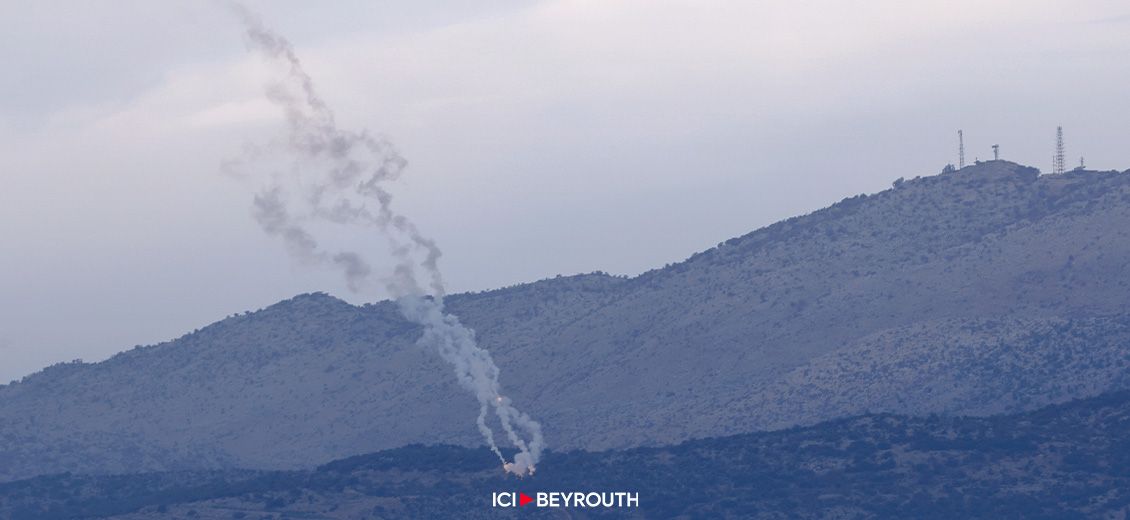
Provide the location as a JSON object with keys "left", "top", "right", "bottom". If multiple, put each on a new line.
{"left": 958, "top": 130, "right": 965, "bottom": 169}
{"left": 992, "top": 144, "right": 999, "bottom": 161}
{"left": 1054, "top": 126, "right": 1066, "bottom": 174}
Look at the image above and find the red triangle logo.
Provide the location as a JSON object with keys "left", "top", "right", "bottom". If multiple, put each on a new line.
{"left": 519, "top": 492, "right": 533, "bottom": 506}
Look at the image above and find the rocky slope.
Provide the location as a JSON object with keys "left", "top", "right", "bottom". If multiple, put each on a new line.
{"left": 5, "top": 390, "right": 1130, "bottom": 519}
{"left": 3, "top": 161, "right": 1130, "bottom": 481}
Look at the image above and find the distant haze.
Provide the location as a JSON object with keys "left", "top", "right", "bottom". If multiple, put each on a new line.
{"left": 3, "top": 0, "right": 1130, "bottom": 382}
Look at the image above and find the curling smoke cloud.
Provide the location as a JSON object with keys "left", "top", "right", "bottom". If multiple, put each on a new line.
{"left": 226, "top": 3, "right": 543, "bottom": 476}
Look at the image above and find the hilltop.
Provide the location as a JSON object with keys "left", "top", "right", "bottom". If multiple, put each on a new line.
{"left": 3, "top": 161, "right": 1130, "bottom": 481}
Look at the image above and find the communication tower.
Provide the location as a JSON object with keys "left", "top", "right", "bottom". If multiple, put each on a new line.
{"left": 1054, "top": 126, "right": 1066, "bottom": 174}
{"left": 958, "top": 130, "right": 965, "bottom": 169}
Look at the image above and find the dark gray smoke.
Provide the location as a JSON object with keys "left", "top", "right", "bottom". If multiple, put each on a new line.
{"left": 226, "top": 3, "right": 543, "bottom": 476}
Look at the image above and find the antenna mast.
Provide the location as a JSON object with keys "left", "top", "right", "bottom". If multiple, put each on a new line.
{"left": 1054, "top": 126, "right": 1066, "bottom": 174}
{"left": 992, "top": 144, "right": 999, "bottom": 161}
{"left": 958, "top": 130, "right": 965, "bottom": 169}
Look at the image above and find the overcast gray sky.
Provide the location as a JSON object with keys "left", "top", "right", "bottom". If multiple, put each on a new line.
{"left": 2, "top": 0, "right": 1130, "bottom": 383}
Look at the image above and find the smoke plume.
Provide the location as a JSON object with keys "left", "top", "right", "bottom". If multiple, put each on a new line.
{"left": 226, "top": 4, "right": 543, "bottom": 476}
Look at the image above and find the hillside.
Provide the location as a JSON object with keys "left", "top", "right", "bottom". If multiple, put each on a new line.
{"left": 4, "top": 390, "right": 1130, "bottom": 519}
{"left": 3, "top": 161, "right": 1130, "bottom": 481}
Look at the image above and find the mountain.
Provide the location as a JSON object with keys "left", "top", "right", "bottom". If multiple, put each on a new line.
{"left": 4, "top": 390, "right": 1130, "bottom": 519}
{"left": 4, "top": 160, "right": 1130, "bottom": 481}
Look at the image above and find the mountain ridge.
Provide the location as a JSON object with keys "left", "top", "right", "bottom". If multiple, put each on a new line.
{"left": 4, "top": 160, "right": 1130, "bottom": 481}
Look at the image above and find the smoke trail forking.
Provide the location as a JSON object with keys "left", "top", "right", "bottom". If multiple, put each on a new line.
{"left": 226, "top": 4, "right": 544, "bottom": 476}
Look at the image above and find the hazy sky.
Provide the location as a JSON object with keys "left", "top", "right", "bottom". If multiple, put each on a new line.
{"left": 3, "top": 0, "right": 1130, "bottom": 382}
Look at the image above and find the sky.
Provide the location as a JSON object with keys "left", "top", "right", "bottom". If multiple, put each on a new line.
{"left": 2, "top": 0, "right": 1130, "bottom": 383}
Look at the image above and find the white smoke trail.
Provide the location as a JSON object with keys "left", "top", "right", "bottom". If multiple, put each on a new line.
{"left": 225, "top": 4, "right": 543, "bottom": 476}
